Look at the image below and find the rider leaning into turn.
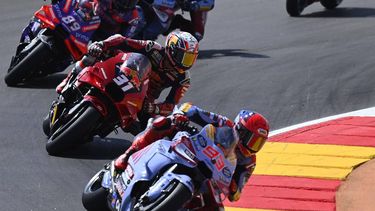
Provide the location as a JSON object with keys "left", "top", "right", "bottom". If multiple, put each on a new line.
{"left": 87, "top": 31, "right": 199, "bottom": 127}
{"left": 56, "top": 31, "right": 199, "bottom": 129}
{"left": 114, "top": 102, "right": 270, "bottom": 209}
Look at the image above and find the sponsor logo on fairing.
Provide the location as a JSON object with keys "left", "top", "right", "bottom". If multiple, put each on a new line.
{"left": 197, "top": 135, "right": 207, "bottom": 147}
{"left": 222, "top": 167, "right": 231, "bottom": 178}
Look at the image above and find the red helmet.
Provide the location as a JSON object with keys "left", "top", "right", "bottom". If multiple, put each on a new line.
{"left": 234, "top": 110, "right": 269, "bottom": 156}
{"left": 165, "top": 31, "right": 199, "bottom": 71}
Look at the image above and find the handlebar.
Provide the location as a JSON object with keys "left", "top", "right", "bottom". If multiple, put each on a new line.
{"left": 184, "top": 124, "right": 199, "bottom": 135}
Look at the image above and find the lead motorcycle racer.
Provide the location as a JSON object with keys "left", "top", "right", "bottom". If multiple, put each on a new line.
{"left": 57, "top": 31, "right": 199, "bottom": 130}
{"left": 113, "top": 102, "right": 270, "bottom": 210}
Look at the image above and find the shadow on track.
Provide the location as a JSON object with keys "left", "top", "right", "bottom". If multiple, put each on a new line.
{"left": 6, "top": 73, "right": 67, "bottom": 89}
{"left": 301, "top": 7, "right": 375, "bottom": 18}
{"left": 56, "top": 137, "right": 131, "bottom": 160}
{"left": 198, "top": 49, "right": 270, "bottom": 60}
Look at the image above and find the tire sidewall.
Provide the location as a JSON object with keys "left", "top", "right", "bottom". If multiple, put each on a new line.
{"left": 82, "top": 170, "right": 109, "bottom": 211}
{"left": 286, "top": 0, "right": 306, "bottom": 17}
{"left": 5, "top": 40, "right": 50, "bottom": 86}
{"left": 46, "top": 105, "right": 101, "bottom": 155}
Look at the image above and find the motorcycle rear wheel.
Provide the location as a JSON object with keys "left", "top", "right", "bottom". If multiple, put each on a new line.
{"left": 134, "top": 181, "right": 192, "bottom": 211}
{"left": 286, "top": 0, "right": 306, "bottom": 17}
{"left": 46, "top": 105, "right": 101, "bottom": 155}
{"left": 5, "top": 41, "right": 50, "bottom": 86}
{"left": 320, "top": 0, "right": 343, "bottom": 9}
{"left": 82, "top": 170, "right": 110, "bottom": 211}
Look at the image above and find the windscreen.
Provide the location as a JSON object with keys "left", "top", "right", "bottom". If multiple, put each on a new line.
{"left": 121, "top": 53, "right": 151, "bottom": 81}
{"left": 214, "top": 126, "right": 238, "bottom": 165}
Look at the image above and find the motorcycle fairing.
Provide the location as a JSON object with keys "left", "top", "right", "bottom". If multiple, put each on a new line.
{"left": 188, "top": 125, "right": 236, "bottom": 195}
{"left": 118, "top": 127, "right": 235, "bottom": 210}
{"left": 33, "top": 0, "right": 100, "bottom": 60}
{"left": 76, "top": 52, "right": 148, "bottom": 128}
{"left": 116, "top": 139, "right": 195, "bottom": 210}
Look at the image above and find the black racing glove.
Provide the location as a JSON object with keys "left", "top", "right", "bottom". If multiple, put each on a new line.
{"left": 87, "top": 41, "right": 105, "bottom": 57}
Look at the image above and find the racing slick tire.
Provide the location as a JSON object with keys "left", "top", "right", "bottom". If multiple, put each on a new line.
{"left": 82, "top": 170, "right": 110, "bottom": 211}
{"left": 320, "top": 0, "right": 343, "bottom": 9}
{"left": 134, "top": 180, "right": 192, "bottom": 211}
{"left": 46, "top": 105, "right": 101, "bottom": 155}
{"left": 5, "top": 41, "right": 50, "bottom": 86}
{"left": 42, "top": 114, "right": 51, "bottom": 137}
{"left": 286, "top": 0, "right": 306, "bottom": 17}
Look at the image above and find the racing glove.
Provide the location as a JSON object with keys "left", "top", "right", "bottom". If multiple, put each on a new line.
{"left": 172, "top": 114, "right": 189, "bottom": 129}
{"left": 142, "top": 102, "right": 160, "bottom": 115}
{"left": 228, "top": 180, "right": 241, "bottom": 202}
{"left": 228, "top": 164, "right": 255, "bottom": 202}
{"left": 88, "top": 41, "right": 105, "bottom": 57}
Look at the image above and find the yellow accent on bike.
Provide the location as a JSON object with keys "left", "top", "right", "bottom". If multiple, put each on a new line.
{"left": 205, "top": 124, "right": 216, "bottom": 140}
{"left": 51, "top": 105, "right": 58, "bottom": 125}
{"left": 180, "top": 102, "right": 192, "bottom": 112}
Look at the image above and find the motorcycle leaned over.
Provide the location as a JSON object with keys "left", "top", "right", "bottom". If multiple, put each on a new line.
{"left": 286, "top": 0, "right": 343, "bottom": 17}
{"left": 43, "top": 52, "right": 151, "bottom": 155}
{"left": 82, "top": 123, "right": 237, "bottom": 211}
{"left": 5, "top": 0, "right": 100, "bottom": 86}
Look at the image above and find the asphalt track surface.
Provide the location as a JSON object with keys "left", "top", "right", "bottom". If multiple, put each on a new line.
{"left": 1, "top": 0, "right": 375, "bottom": 210}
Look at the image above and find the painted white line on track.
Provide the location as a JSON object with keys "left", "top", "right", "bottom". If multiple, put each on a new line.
{"left": 270, "top": 107, "right": 375, "bottom": 136}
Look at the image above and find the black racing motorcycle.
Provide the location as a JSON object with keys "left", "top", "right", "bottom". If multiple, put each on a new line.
{"left": 286, "top": 0, "right": 343, "bottom": 17}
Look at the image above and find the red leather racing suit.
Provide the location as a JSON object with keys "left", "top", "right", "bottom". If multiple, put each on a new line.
{"left": 101, "top": 34, "right": 191, "bottom": 120}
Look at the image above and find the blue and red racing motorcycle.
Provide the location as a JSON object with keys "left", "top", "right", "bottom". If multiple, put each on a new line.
{"left": 286, "top": 0, "right": 343, "bottom": 17}
{"left": 82, "top": 123, "right": 237, "bottom": 211}
{"left": 5, "top": 0, "right": 100, "bottom": 86}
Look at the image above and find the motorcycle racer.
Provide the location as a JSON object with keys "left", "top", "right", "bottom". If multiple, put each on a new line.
{"left": 137, "top": 0, "right": 215, "bottom": 41}
{"left": 171, "top": 0, "right": 215, "bottom": 41}
{"left": 89, "top": 0, "right": 145, "bottom": 40}
{"left": 56, "top": 31, "right": 198, "bottom": 129}
{"left": 17, "top": 0, "right": 142, "bottom": 78}
{"left": 20, "top": 0, "right": 142, "bottom": 44}
{"left": 114, "top": 102, "right": 270, "bottom": 209}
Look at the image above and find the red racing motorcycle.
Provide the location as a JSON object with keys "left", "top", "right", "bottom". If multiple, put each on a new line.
{"left": 43, "top": 52, "right": 151, "bottom": 155}
{"left": 286, "top": 0, "right": 343, "bottom": 17}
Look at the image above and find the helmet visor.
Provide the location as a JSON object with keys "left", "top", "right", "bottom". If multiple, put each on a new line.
{"left": 174, "top": 48, "right": 198, "bottom": 68}
{"left": 238, "top": 125, "right": 266, "bottom": 153}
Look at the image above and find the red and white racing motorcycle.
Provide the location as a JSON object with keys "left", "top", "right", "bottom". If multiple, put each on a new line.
{"left": 286, "top": 0, "right": 343, "bottom": 17}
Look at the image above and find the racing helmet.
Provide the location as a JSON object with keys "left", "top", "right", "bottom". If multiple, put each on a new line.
{"left": 165, "top": 31, "right": 199, "bottom": 71}
{"left": 234, "top": 110, "right": 269, "bottom": 156}
{"left": 113, "top": 0, "right": 138, "bottom": 11}
{"left": 76, "top": 0, "right": 95, "bottom": 20}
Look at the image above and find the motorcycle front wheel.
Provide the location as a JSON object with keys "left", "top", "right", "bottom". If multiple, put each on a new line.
{"left": 46, "top": 104, "right": 101, "bottom": 155}
{"left": 134, "top": 181, "right": 192, "bottom": 211}
{"left": 320, "top": 0, "right": 343, "bottom": 9}
{"left": 5, "top": 40, "right": 51, "bottom": 86}
{"left": 82, "top": 170, "right": 110, "bottom": 211}
{"left": 286, "top": 0, "right": 306, "bottom": 17}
